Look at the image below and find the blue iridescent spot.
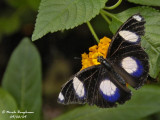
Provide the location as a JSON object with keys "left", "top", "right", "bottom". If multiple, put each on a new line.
{"left": 100, "top": 88, "right": 120, "bottom": 102}
{"left": 132, "top": 58, "right": 143, "bottom": 77}
{"left": 99, "top": 80, "right": 120, "bottom": 103}
{"left": 121, "top": 57, "right": 144, "bottom": 78}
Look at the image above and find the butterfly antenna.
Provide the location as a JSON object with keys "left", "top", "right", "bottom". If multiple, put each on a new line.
{"left": 74, "top": 57, "right": 82, "bottom": 60}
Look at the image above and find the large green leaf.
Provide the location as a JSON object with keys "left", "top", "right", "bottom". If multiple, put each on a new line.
{"left": 32, "top": 0, "right": 108, "bottom": 41}
{"left": 2, "top": 38, "right": 42, "bottom": 120}
{"left": 55, "top": 85, "right": 160, "bottom": 120}
{"left": 0, "top": 88, "right": 18, "bottom": 120}
{"left": 128, "top": 0, "right": 160, "bottom": 7}
{"left": 109, "top": 7, "right": 160, "bottom": 79}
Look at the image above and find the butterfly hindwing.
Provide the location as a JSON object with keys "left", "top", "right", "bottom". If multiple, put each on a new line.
{"left": 58, "top": 65, "right": 131, "bottom": 108}
{"left": 109, "top": 45, "right": 149, "bottom": 88}
{"left": 95, "top": 67, "right": 131, "bottom": 108}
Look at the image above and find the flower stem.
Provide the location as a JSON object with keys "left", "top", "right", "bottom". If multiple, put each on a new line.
{"left": 100, "top": 9, "right": 122, "bottom": 23}
{"left": 104, "top": 0, "right": 122, "bottom": 10}
{"left": 100, "top": 12, "right": 111, "bottom": 24}
{"left": 86, "top": 21, "right": 99, "bottom": 43}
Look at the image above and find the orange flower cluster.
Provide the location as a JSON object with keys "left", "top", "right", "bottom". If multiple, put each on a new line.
{"left": 81, "top": 37, "right": 111, "bottom": 70}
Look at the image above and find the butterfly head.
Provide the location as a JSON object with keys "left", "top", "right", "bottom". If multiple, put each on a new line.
{"left": 97, "top": 56, "right": 104, "bottom": 63}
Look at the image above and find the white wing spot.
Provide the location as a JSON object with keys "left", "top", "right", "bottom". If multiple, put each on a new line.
{"left": 121, "top": 57, "right": 138, "bottom": 74}
{"left": 73, "top": 77, "right": 85, "bottom": 98}
{"left": 133, "top": 15, "right": 142, "bottom": 21}
{"left": 100, "top": 79, "right": 117, "bottom": 96}
{"left": 119, "top": 30, "right": 139, "bottom": 42}
{"left": 58, "top": 92, "right": 64, "bottom": 101}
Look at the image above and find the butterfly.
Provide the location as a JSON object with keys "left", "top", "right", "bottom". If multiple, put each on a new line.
{"left": 57, "top": 14, "right": 149, "bottom": 108}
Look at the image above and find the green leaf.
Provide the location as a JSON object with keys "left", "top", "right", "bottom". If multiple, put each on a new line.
{"left": 32, "top": 0, "right": 108, "bottom": 41}
{"left": 0, "top": 88, "right": 18, "bottom": 120}
{"left": 55, "top": 85, "right": 160, "bottom": 120}
{"left": 109, "top": 7, "right": 160, "bottom": 79}
{"left": 109, "top": 17, "right": 122, "bottom": 34}
{"left": 128, "top": 0, "right": 160, "bottom": 7}
{"left": 2, "top": 38, "right": 42, "bottom": 120}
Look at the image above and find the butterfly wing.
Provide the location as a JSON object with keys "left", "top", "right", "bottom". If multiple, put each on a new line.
{"left": 107, "top": 14, "right": 145, "bottom": 57}
{"left": 107, "top": 14, "right": 149, "bottom": 89}
{"left": 58, "top": 65, "right": 131, "bottom": 108}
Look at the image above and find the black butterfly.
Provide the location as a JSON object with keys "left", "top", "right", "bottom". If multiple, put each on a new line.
{"left": 57, "top": 14, "right": 149, "bottom": 108}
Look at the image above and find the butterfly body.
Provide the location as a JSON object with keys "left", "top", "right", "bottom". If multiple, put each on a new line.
{"left": 58, "top": 14, "right": 149, "bottom": 108}
{"left": 98, "top": 56, "right": 126, "bottom": 85}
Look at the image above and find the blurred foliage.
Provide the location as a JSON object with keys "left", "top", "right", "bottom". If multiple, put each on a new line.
{"left": 0, "top": 14, "right": 20, "bottom": 38}
{"left": 6, "top": 0, "right": 40, "bottom": 10}
{"left": 2, "top": 38, "right": 42, "bottom": 120}
{"left": 0, "top": 88, "right": 18, "bottom": 120}
{"left": 128, "top": 0, "right": 160, "bottom": 7}
{"left": 0, "top": 0, "right": 40, "bottom": 40}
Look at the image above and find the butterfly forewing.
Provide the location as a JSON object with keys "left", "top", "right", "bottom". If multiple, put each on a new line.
{"left": 58, "top": 65, "right": 100, "bottom": 105}
{"left": 107, "top": 14, "right": 145, "bottom": 57}
{"left": 107, "top": 14, "right": 149, "bottom": 89}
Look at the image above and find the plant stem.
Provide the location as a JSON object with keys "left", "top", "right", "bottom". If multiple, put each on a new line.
{"left": 100, "top": 12, "right": 111, "bottom": 24}
{"left": 86, "top": 21, "right": 99, "bottom": 43}
{"left": 100, "top": 9, "right": 122, "bottom": 23}
{"left": 104, "top": 0, "right": 122, "bottom": 10}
